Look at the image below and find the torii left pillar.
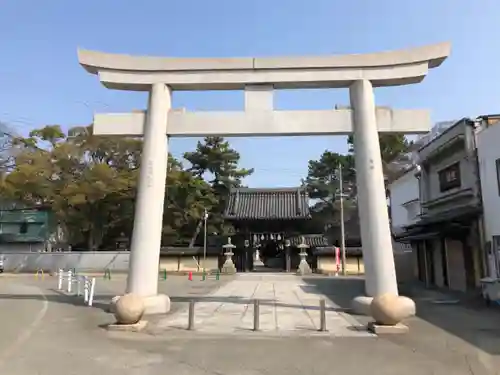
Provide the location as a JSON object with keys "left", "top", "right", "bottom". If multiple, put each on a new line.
{"left": 125, "top": 83, "right": 171, "bottom": 314}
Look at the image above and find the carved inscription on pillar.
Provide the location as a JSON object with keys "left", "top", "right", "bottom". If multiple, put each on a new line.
{"left": 146, "top": 160, "right": 154, "bottom": 187}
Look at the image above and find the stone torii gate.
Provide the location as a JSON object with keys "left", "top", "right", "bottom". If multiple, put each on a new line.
{"left": 78, "top": 43, "right": 450, "bottom": 315}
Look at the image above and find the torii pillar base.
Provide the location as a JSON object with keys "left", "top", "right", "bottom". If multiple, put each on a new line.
{"left": 110, "top": 294, "right": 171, "bottom": 316}
{"left": 142, "top": 294, "right": 171, "bottom": 315}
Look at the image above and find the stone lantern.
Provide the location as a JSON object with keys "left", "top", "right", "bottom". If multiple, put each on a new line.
{"left": 296, "top": 236, "right": 312, "bottom": 275}
{"left": 253, "top": 234, "right": 261, "bottom": 261}
{"left": 244, "top": 239, "right": 251, "bottom": 272}
{"left": 221, "top": 237, "right": 237, "bottom": 274}
{"left": 284, "top": 239, "right": 291, "bottom": 273}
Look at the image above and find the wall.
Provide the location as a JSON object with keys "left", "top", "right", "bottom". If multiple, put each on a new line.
{"left": 317, "top": 256, "right": 364, "bottom": 275}
{"left": 389, "top": 169, "right": 420, "bottom": 231}
{"left": 159, "top": 256, "right": 219, "bottom": 272}
{"left": 0, "top": 251, "right": 225, "bottom": 273}
{"left": 477, "top": 122, "right": 500, "bottom": 244}
{"left": 418, "top": 120, "right": 480, "bottom": 215}
{"left": 447, "top": 239, "right": 467, "bottom": 292}
{"left": 423, "top": 149, "right": 479, "bottom": 213}
{"left": 0, "top": 251, "right": 131, "bottom": 273}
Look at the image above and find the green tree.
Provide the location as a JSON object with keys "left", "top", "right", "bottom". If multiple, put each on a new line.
{"left": 184, "top": 137, "right": 254, "bottom": 190}
{"left": 0, "top": 121, "right": 20, "bottom": 176}
{"left": 163, "top": 154, "right": 217, "bottom": 245}
{"left": 347, "top": 134, "right": 414, "bottom": 182}
{"left": 304, "top": 151, "right": 356, "bottom": 204}
{"left": 2, "top": 125, "right": 222, "bottom": 249}
{"left": 183, "top": 136, "right": 253, "bottom": 241}
{"left": 303, "top": 151, "right": 357, "bottom": 238}
{"left": 2, "top": 125, "right": 140, "bottom": 249}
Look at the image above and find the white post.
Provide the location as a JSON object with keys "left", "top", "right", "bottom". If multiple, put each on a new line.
{"left": 349, "top": 80, "right": 398, "bottom": 298}
{"left": 126, "top": 83, "right": 171, "bottom": 314}
{"left": 76, "top": 276, "right": 81, "bottom": 296}
{"left": 84, "top": 276, "right": 89, "bottom": 302}
{"left": 57, "top": 269, "right": 63, "bottom": 290}
{"left": 88, "top": 278, "right": 96, "bottom": 307}
{"left": 67, "top": 270, "right": 72, "bottom": 293}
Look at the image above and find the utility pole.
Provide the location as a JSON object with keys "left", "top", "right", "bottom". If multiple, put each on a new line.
{"left": 339, "top": 164, "right": 347, "bottom": 276}
{"left": 203, "top": 209, "right": 208, "bottom": 274}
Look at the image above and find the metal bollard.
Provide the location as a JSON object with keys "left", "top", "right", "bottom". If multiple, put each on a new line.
{"left": 253, "top": 299, "right": 260, "bottom": 331}
{"left": 187, "top": 300, "right": 195, "bottom": 330}
{"left": 319, "top": 299, "right": 327, "bottom": 332}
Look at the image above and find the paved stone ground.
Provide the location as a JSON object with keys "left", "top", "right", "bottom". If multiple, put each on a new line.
{"left": 0, "top": 274, "right": 499, "bottom": 374}
{"left": 24, "top": 272, "right": 235, "bottom": 315}
{"left": 157, "top": 273, "right": 371, "bottom": 336}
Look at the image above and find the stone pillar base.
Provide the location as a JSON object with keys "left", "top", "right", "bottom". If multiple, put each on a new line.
{"left": 109, "top": 294, "right": 171, "bottom": 315}
{"left": 143, "top": 294, "right": 171, "bottom": 315}
{"left": 106, "top": 320, "right": 148, "bottom": 332}
{"left": 296, "top": 260, "right": 312, "bottom": 275}
{"left": 221, "top": 261, "right": 236, "bottom": 274}
{"left": 351, "top": 295, "right": 373, "bottom": 315}
{"left": 368, "top": 322, "right": 409, "bottom": 334}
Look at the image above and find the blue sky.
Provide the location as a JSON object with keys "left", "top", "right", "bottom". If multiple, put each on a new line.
{"left": 0, "top": 0, "right": 498, "bottom": 187}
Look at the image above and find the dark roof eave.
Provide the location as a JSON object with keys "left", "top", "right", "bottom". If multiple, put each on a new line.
{"left": 405, "top": 206, "right": 481, "bottom": 229}
{"left": 223, "top": 215, "right": 312, "bottom": 221}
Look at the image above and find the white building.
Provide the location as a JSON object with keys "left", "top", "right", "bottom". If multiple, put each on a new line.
{"left": 476, "top": 116, "right": 500, "bottom": 277}
{"left": 390, "top": 118, "right": 485, "bottom": 291}
{"left": 389, "top": 169, "right": 421, "bottom": 235}
{"left": 388, "top": 169, "right": 420, "bottom": 280}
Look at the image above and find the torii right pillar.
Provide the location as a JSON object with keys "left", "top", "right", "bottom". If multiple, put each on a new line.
{"left": 349, "top": 80, "right": 398, "bottom": 314}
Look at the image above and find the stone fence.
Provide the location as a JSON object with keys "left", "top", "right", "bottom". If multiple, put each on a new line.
{"left": 0, "top": 251, "right": 130, "bottom": 273}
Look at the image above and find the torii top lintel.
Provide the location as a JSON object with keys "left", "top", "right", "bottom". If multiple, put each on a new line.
{"left": 77, "top": 42, "right": 451, "bottom": 91}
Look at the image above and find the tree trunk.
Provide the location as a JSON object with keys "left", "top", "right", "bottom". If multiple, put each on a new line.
{"left": 87, "top": 223, "right": 104, "bottom": 251}
{"left": 87, "top": 229, "right": 94, "bottom": 251}
{"left": 189, "top": 219, "right": 203, "bottom": 248}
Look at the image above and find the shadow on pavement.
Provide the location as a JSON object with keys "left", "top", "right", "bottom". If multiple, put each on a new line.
{"left": 300, "top": 276, "right": 500, "bottom": 356}
{"left": 399, "top": 282, "right": 500, "bottom": 356}
{"left": 300, "top": 276, "right": 365, "bottom": 311}
{"left": 301, "top": 276, "right": 500, "bottom": 358}
{"left": 0, "top": 289, "right": 111, "bottom": 312}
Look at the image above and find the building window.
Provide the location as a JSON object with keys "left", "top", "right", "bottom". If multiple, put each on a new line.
{"left": 438, "top": 162, "right": 461, "bottom": 192}
{"left": 496, "top": 159, "right": 500, "bottom": 196}
{"left": 19, "top": 222, "right": 28, "bottom": 234}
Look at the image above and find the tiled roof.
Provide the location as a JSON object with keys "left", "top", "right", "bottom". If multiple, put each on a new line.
{"left": 288, "top": 234, "right": 328, "bottom": 247}
{"left": 224, "top": 187, "right": 311, "bottom": 220}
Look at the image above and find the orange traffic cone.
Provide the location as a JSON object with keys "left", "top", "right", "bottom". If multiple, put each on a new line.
{"left": 188, "top": 271, "right": 193, "bottom": 281}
